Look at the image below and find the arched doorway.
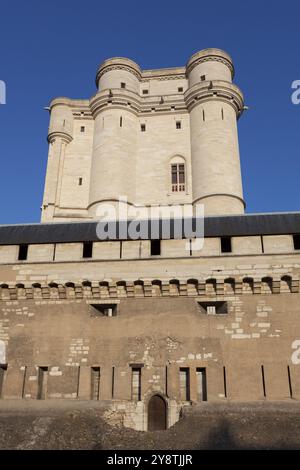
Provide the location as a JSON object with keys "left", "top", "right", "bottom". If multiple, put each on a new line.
{"left": 148, "top": 395, "right": 167, "bottom": 431}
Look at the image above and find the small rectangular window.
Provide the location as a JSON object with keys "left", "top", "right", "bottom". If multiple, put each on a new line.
{"left": 121, "top": 82, "right": 126, "bottom": 89}
{"left": 198, "top": 301, "right": 228, "bottom": 315}
{"left": 80, "top": 126, "right": 85, "bottom": 132}
{"left": 79, "top": 177, "right": 83, "bottom": 186}
{"left": 83, "top": 242, "right": 93, "bottom": 258}
{"left": 178, "top": 87, "right": 183, "bottom": 92}
{"left": 221, "top": 236, "right": 232, "bottom": 253}
{"left": 201, "top": 75, "right": 206, "bottom": 81}
{"left": 141, "top": 124, "right": 146, "bottom": 132}
{"left": 120, "top": 116, "right": 122, "bottom": 127}
{"left": 90, "top": 304, "right": 117, "bottom": 317}
{"left": 176, "top": 121, "right": 181, "bottom": 129}
{"left": 179, "top": 367, "right": 190, "bottom": 401}
{"left": 91, "top": 367, "right": 100, "bottom": 400}
{"left": 150, "top": 240, "right": 161, "bottom": 256}
{"left": 18, "top": 244, "right": 28, "bottom": 261}
{"left": 142, "top": 89, "right": 149, "bottom": 95}
{"left": 293, "top": 234, "right": 300, "bottom": 250}
{"left": 131, "top": 367, "right": 142, "bottom": 401}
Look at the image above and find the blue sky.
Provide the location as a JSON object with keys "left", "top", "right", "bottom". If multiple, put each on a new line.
{"left": 0, "top": 0, "right": 299, "bottom": 224}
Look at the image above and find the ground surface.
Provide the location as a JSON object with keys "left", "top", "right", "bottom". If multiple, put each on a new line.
{"left": 0, "top": 400, "right": 300, "bottom": 450}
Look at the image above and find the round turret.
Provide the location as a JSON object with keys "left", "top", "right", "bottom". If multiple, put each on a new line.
{"left": 48, "top": 98, "right": 73, "bottom": 143}
{"left": 186, "top": 48, "right": 245, "bottom": 215}
{"left": 96, "top": 57, "right": 141, "bottom": 93}
{"left": 186, "top": 48, "right": 234, "bottom": 87}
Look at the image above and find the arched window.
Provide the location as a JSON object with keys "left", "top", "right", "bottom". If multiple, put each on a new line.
{"left": 170, "top": 156, "right": 185, "bottom": 192}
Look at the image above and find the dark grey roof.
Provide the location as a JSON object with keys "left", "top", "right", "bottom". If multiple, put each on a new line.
{"left": 0, "top": 212, "right": 299, "bottom": 245}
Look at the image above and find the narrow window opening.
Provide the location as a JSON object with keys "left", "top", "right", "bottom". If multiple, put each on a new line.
{"left": 202, "top": 109, "right": 205, "bottom": 121}
{"left": 91, "top": 367, "right": 100, "bottom": 400}
{"left": 120, "top": 116, "right": 122, "bottom": 127}
{"left": 83, "top": 241, "right": 93, "bottom": 259}
{"left": 18, "top": 244, "right": 28, "bottom": 261}
{"left": 178, "top": 87, "right": 183, "bottom": 92}
{"left": 261, "top": 235, "right": 265, "bottom": 253}
{"left": 176, "top": 121, "right": 181, "bottom": 129}
{"left": 287, "top": 365, "right": 293, "bottom": 398}
{"left": 112, "top": 366, "right": 115, "bottom": 398}
{"left": 261, "top": 365, "right": 266, "bottom": 398}
{"left": 223, "top": 366, "right": 227, "bottom": 398}
{"left": 21, "top": 366, "right": 27, "bottom": 399}
{"left": 0, "top": 364, "right": 7, "bottom": 399}
{"left": 200, "top": 75, "right": 206, "bottom": 81}
{"left": 131, "top": 367, "right": 142, "bottom": 401}
{"left": 37, "top": 366, "right": 48, "bottom": 400}
{"left": 179, "top": 367, "right": 190, "bottom": 401}
{"left": 221, "top": 108, "right": 224, "bottom": 120}
{"left": 221, "top": 236, "right": 232, "bottom": 253}
{"left": 120, "top": 82, "right": 126, "bottom": 89}
{"left": 150, "top": 239, "right": 161, "bottom": 256}
{"left": 293, "top": 234, "right": 300, "bottom": 250}
{"left": 189, "top": 239, "right": 192, "bottom": 257}
{"left": 142, "top": 89, "right": 149, "bottom": 95}
{"left": 53, "top": 244, "right": 56, "bottom": 261}
{"left": 165, "top": 365, "right": 168, "bottom": 396}
{"left": 80, "top": 126, "right": 85, "bottom": 132}
{"left": 196, "top": 367, "right": 207, "bottom": 401}
{"left": 78, "top": 177, "right": 83, "bottom": 186}
{"left": 120, "top": 240, "right": 123, "bottom": 259}
{"left": 141, "top": 123, "right": 146, "bottom": 132}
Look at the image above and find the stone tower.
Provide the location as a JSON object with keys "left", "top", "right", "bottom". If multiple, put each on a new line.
{"left": 186, "top": 49, "right": 244, "bottom": 215}
{"left": 41, "top": 48, "right": 245, "bottom": 221}
{"left": 1, "top": 48, "right": 300, "bottom": 438}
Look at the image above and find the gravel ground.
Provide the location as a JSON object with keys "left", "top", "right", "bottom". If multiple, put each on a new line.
{"left": 0, "top": 400, "right": 300, "bottom": 450}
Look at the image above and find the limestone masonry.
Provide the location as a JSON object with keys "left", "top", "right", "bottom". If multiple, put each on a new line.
{"left": 0, "top": 49, "right": 300, "bottom": 432}
{"left": 42, "top": 48, "right": 244, "bottom": 221}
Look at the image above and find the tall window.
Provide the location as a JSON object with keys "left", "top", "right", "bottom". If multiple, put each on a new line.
{"left": 171, "top": 163, "right": 185, "bottom": 192}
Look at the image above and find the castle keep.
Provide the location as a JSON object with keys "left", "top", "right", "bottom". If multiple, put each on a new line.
{"left": 0, "top": 49, "right": 300, "bottom": 432}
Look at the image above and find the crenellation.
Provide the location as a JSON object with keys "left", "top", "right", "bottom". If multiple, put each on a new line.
{"left": 1, "top": 47, "right": 300, "bottom": 434}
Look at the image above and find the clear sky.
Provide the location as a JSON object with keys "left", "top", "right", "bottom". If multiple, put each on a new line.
{"left": 0, "top": 0, "right": 299, "bottom": 224}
